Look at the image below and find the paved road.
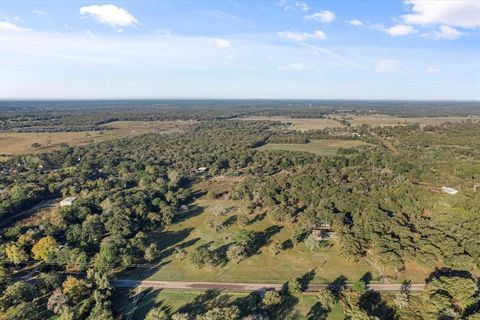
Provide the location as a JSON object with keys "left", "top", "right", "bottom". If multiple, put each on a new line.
{"left": 113, "top": 279, "right": 425, "bottom": 292}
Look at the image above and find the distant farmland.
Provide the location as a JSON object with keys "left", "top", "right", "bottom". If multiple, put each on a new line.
{"left": 0, "top": 121, "right": 190, "bottom": 159}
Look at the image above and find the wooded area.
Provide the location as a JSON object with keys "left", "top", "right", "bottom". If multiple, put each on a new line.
{"left": 0, "top": 103, "right": 479, "bottom": 319}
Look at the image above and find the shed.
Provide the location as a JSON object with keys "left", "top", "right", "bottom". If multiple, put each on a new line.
{"left": 311, "top": 223, "right": 335, "bottom": 241}
{"left": 60, "top": 197, "right": 77, "bottom": 207}
{"left": 441, "top": 187, "right": 458, "bottom": 195}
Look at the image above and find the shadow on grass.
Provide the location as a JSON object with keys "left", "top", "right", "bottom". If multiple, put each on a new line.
{"left": 120, "top": 288, "right": 173, "bottom": 320}
{"left": 299, "top": 269, "right": 316, "bottom": 291}
{"left": 154, "top": 228, "right": 194, "bottom": 251}
{"left": 328, "top": 275, "right": 348, "bottom": 298}
{"left": 254, "top": 225, "right": 283, "bottom": 253}
{"left": 307, "top": 302, "right": 329, "bottom": 320}
{"left": 269, "top": 294, "right": 299, "bottom": 320}
{"left": 247, "top": 212, "right": 266, "bottom": 225}
{"left": 175, "top": 205, "right": 204, "bottom": 224}
{"left": 359, "top": 290, "right": 398, "bottom": 320}
{"left": 222, "top": 215, "right": 237, "bottom": 228}
{"left": 177, "top": 289, "right": 231, "bottom": 317}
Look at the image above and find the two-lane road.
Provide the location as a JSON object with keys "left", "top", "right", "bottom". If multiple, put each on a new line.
{"left": 113, "top": 279, "right": 425, "bottom": 292}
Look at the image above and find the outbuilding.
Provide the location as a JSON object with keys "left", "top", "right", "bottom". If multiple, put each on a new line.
{"left": 60, "top": 197, "right": 77, "bottom": 207}
{"left": 311, "top": 223, "right": 335, "bottom": 241}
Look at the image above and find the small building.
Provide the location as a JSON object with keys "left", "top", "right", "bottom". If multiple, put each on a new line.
{"left": 311, "top": 223, "right": 335, "bottom": 241}
{"left": 196, "top": 167, "right": 207, "bottom": 173}
{"left": 442, "top": 187, "right": 459, "bottom": 195}
{"left": 60, "top": 197, "right": 77, "bottom": 207}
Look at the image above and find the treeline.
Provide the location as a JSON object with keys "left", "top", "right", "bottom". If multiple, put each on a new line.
{"left": 1, "top": 100, "right": 479, "bottom": 132}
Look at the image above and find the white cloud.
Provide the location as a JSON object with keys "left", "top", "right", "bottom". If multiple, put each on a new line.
{"left": 384, "top": 24, "right": 418, "bottom": 37}
{"left": 305, "top": 10, "right": 335, "bottom": 23}
{"left": 0, "top": 21, "right": 30, "bottom": 31}
{"left": 33, "top": 10, "right": 47, "bottom": 16}
{"left": 276, "top": 0, "right": 309, "bottom": 12}
{"left": 278, "top": 63, "right": 306, "bottom": 71}
{"left": 346, "top": 19, "right": 363, "bottom": 26}
{"left": 295, "top": 1, "right": 310, "bottom": 12}
{"left": 215, "top": 38, "right": 231, "bottom": 48}
{"left": 375, "top": 59, "right": 399, "bottom": 74}
{"left": 402, "top": 0, "right": 480, "bottom": 28}
{"left": 80, "top": 4, "right": 137, "bottom": 29}
{"left": 426, "top": 66, "right": 441, "bottom": 73}
{"left": 429, "top": 25, "right": 462, "bottom": 39}
{"left": 278, "top": 30, "right": 326, "bottom": 41}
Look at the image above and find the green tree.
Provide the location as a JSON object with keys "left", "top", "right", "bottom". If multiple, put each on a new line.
{"left": 196, "top": 306, "right": 240, "bottom": 320}
{"left": 145, "top": 307, "right": 169, "bottom": 320}
{"left": 262, "top": 290, "right": 282, "bottom": 307}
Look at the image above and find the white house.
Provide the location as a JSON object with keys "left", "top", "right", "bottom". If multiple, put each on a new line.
{"left": 441, "top": 187, "right": 459, "bottom": 195}
{"left": 60, "top": 197, "right": 77, "bottom": 207}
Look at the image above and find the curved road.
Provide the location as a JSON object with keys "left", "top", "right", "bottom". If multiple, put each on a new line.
{"left": 113, "top": 279, "right": 425, "bottom": 292}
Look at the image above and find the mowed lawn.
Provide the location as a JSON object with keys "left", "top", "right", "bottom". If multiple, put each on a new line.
{"left": 122, "top": 195, "right": 377, "bottom": 284}
{"left": 256, "top": 139, "right": 370, "bottom": 155}
{"left": 114, "top": 289, "right": 345, "bottom": 320}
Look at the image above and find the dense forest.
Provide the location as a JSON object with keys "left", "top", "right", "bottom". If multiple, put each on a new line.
{"left": 0, "top": 104, "right": 479, "bottom": 319}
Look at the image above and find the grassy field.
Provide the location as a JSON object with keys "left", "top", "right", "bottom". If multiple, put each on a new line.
{"left": 241, "top": 114, "right": 479, "bottom": 130}
{"left": 256, "top": 139, "right": 370, "bottom": 155}
{"left": 113, "top": 288, "right": 345, "bottom": 320}
{"left": 240, "top": 116, "right": 345, "bottom": 130}
{"left": 121, "top": 178, "right": 378, "bottom": 284}
{"left": 0, "top": 120, "right": 190, "bottom": 159}
{"left": 121, "top": 177, "right": 434, "bottom": 284}
{"left": 336, "top": 114, "right": 479, "bottom": 127}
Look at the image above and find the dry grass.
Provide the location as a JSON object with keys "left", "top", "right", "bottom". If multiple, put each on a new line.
{"left": 241, "top": 114, "right": 479, "bottom": 130}
{"left": 0, "top": 121, "right": 191, "bottom": 158}
{"left": 336, "top": 114, "right": 479, "bottom": 127}
{"left": 240, "top": 116, "right": 345, "bottom": 130}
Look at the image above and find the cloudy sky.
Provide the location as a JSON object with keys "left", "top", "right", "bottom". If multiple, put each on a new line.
{"left": 0, "top": 0, "right": 479, "bottom": 100}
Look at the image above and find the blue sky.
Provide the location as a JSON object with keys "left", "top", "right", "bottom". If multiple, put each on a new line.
{"left": 0, "top": 0, "right": 479, "bottom": 100}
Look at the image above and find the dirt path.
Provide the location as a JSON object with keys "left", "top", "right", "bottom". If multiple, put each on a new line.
{"left": 368, "top": 130, "right": 399, "bottom": 154}
{"left": 112, "top": 279, "right": 425, "bottom": 292}
{"left": 0, "top": 198, "right": 60, "bottom": 228}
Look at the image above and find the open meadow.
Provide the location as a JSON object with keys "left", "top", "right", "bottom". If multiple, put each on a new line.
{"left": 338, "top": 114, "right": 480, "bottom": 127}
{"left": 241, "top": 114, "right": 479, "bottom": 130}
{"left": 239, "top": 116, "right": 345, "bottom": 130}
{"left": 119, "top": 178, "right": 435, "bottom": 285}
{"left": 0, "top": 120, "right": 190, "bottom": 159}
{"left": 256, "top": 139, "right": 371, "bottom": 155}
